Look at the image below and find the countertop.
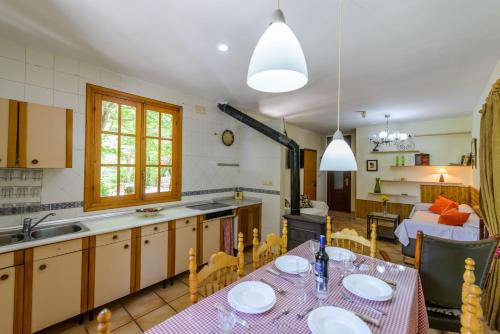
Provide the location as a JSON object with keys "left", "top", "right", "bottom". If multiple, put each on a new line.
{"left": 0, "top": 196, "right": 262, "bottom": 254}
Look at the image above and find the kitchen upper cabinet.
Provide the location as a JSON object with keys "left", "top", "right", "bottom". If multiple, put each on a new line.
{"left": 139, "top": 230, "right": 168, "bottom": 289}
{"left": 91, "top": 231, "right": 132, "bottom": 308}
{"left": 174, "top": 218, "right": 197, "bottom": 275}
{"left": 0, "top": 251, "right": 23, "bottom": 334}
{"left": 18, "top": 102, "right": 73, "bottom": 168}
{"left": 237, "top": 204, "right": 262, "bottom": 247}
{"left": 27, "top": 239, "right": 86, "bottom": 333}
{"left": 202, "top": 218, "right": 221, "bottom": 264}
{"left": 0, "top": 98, "right": 17, "bottom": 167}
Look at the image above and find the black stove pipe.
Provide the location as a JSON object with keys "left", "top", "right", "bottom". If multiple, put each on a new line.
{"left": 217, "top": 103, "right": 300, "bottom": 215}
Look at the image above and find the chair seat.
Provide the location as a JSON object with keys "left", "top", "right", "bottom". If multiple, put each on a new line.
{"left": 426, "top": 303, "right": 461, "bottom": 332}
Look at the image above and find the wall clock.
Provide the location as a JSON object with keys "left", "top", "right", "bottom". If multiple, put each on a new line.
{"left": 221, "top": 129, "right": 235, "bottom": 146}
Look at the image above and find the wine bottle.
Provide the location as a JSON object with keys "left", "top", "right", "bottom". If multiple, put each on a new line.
{"left": 315, "top": 235, "right": 330, "bottom": 300}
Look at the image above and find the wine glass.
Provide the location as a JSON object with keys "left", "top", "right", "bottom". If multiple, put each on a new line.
{"left": 309, "top": 240, "right": 319, "bottom": 261}
{"left": 341, "top": 253, "right": 355, "bottom": 278}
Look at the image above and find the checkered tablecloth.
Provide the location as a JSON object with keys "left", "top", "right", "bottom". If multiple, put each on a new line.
{"left": 146, "top": 242, "right": 429, "bottom": 334}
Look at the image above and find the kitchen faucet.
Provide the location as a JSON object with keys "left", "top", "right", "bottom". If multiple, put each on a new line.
{"left": 22, "top": 212, "right": 56, "bottom": 234}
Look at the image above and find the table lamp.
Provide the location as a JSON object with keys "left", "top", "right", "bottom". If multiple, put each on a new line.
{"left": 438, "top": 168, "right": 448, "bottom": 183}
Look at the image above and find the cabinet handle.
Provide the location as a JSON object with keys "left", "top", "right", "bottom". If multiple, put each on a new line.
{"left": 0, "top": 274, "right": 8, "bottom": 280}
{"left": 31, "top": 159, "right": 39, "bottom": 165}
{"left": 39, "top": 264, "right": 47, "bottom": 271}
{"left": 204, "top": 225, "right": 208, "bottom": 229}
{"left": 112, "top": 235, "right": 118, "bottom": 240}
{"left": 144, "top": 240, "right": 150, "bottom": 244}
{"left": 124, "top": 244, "right": 129, "bottom": 249}
{"left": 153, "top": 226, "right": 159, "bottom": 231}
{"left": 185, "top": 220, "right": 190, "bottom": 224}
{"left": 192, "top": 227, "right": 196, "bottom": 231}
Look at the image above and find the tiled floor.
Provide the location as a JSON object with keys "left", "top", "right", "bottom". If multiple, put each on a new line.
{"left": 36, "top": 211, "right": 497, "bottom": 334}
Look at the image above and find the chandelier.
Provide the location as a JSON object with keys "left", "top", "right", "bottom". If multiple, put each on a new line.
{"left": 369, "top": 115, "right": 411, "bottom": 151}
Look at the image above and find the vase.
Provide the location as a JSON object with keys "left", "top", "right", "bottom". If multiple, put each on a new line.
{"left": 383, "top": 202, "right": 388, "bottom": 216}
{"left": 374, "top": 178, "right": 381, "bottom": 193}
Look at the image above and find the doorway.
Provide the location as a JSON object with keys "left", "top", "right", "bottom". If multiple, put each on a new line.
{"left": 327, "top": 135, "right": 352, "bottom": 212}
{"left": 303, "top": 149, "right": 317, "bottom": 200}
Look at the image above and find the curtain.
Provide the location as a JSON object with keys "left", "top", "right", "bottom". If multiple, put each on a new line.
{"left": 479, "top": 79, "right": 500, "bottom": 330}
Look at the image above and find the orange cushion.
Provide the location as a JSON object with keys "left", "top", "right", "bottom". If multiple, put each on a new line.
{"left": 429, "top": 196, "right": 458, "bottom": 214}
{"left": 438, "top": 205, "right": 471, "bottom": 226}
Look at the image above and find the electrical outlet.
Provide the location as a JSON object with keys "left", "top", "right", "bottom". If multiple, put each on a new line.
{"left": 262, "top": 180, "right": 273, "bottom": 186}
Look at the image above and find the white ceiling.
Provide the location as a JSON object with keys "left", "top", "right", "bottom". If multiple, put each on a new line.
{"left": 1, "top": 0, "right": 499, "bottom": 133}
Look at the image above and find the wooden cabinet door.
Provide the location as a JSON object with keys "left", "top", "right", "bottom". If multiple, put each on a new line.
{"left": 249, "top": 205, "right": 262, "bottom": 237}
{"left": 20, "top": 102, "right": 72, "bottom": 168}
{"left": 0, "top": 98, "right": 16, "bottom": 168}
{"left": 174, "top": 225, "right": 197, "bottom": 275}
{"left": 0, "top": 266, "right": 16, "bottom": 334}
{"left": 31, "top": 252, "right": 82, "bottom": 333}
{"left": 202, "top": 219, "right": 220, "bottom": 264}
{"left": 140, "top": 231, "right": 168, "bottom": 289}
{"left": 238, "top": 205, "right": 262, "bottom": 247}
{"left": 94, "top": 240, "right": 131, "bottom": 308}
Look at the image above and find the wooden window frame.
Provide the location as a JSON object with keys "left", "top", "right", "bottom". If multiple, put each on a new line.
{"left": 84, "top": 84, "right": 182, "bottom": 211}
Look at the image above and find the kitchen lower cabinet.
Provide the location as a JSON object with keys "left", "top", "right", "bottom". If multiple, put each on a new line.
{"left": 201, "top": 218, "right": 221, "bottom": 264}
{"left": 139, "top": 231, "right": 168, "bottom": 289}
{"left": 92, "top": 239, "right": 132, "bottom": 308}
{"left": 0, "top": 264, "right": 23, "bottom": 334}
{"left": 174, "top": 222, "right": 197, "bottom": 275}
{"left": 237, "top": 204, "right": 262, "bottom": 247}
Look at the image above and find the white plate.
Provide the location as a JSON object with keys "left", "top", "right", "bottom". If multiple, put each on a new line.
{"left": 308, "top": 306, "right": 372, "bottom": 334}
{"left": 274, "top": 255, "right": 310, "bottom": 274}
{"left": 325, "top": 247, "right": 356, "bottom": 262}
{"left": 342, "top": 274, "right": 393, "bottom": 302}
{"left": 228, "top": 281, "right": 276, "bottom": 314}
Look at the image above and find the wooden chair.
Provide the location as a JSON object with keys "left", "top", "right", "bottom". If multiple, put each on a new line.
{"left": 461, "top": 257, "right": 484, "bottom": 334}
{"left": 189, "top": 232, "right": 245, "bottom": 304}
{"left": 328, "top": 221, "right": 378, "bottom": 258}
{"left": 252, "top": 219, "right": 288, "bottom": 271}
{"left": 97, "top": 308, "right": 112, "bottom": 334}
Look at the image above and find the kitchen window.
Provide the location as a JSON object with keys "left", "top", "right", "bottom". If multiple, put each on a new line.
{"left": 84, "top": 84, "right": 182, "bottom": 211}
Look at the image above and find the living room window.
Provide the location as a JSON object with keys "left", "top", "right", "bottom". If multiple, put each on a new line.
{"left": 84, "top": 84, "right": 182, "bottom": 211}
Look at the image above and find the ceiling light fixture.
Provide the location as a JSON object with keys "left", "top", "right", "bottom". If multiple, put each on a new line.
{"left": 247, "top": 0, "right": 308, "bottom": 93}
{"left": 217, "top": 43, "right": 229, "bottom": 52}
{"left": 320, "top": 0, "right": 357, "bottom": 172}
{"left": 369, "top": 114, "right": 411, "bottom": 151}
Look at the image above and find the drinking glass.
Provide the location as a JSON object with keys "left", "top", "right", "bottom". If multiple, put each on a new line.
{"left": 309, "top": 240, "right": 319, "bottom": 260}
{"left": 341, "top": 253, "right": 355, "bottom": 278}
{"left": 216, "top": 306, "right": 236, "bottom": 334}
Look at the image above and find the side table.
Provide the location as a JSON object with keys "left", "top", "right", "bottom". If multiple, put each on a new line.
{"left": 367, "top": 212, "right": 400, "bottom": 243}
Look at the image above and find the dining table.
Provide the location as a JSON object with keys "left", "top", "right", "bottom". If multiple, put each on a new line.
{"left": 145, "top": 241, "right": 429, "bottom": 334}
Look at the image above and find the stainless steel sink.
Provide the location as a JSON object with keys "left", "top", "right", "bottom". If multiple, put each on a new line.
{"left": 30, "top": 222, "right": 88, "bottom": 240}
{"left": 0, "top": 231, "right": 25, "bottom": 247}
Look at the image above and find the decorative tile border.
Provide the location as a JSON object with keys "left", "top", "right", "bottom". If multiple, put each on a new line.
{"left": 0, "top": 187, "right": 279, "bottom": 216}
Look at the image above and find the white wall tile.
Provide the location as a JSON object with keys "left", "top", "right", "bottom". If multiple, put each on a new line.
{"left": 0, "top": 56, "right": 25, "bottom": 82}
{"left": 26, "top": 47, "right": 54, "bottom": 68}
{"left": 25, "top": 84, "right": 53, "bottom": 105}
{"left": 0, "top": 78, "right": 25, "bottom": 100}
{"left": 54, "top": 55, "right": 78, "bottom": 74}
{"left": 26, "top": 64, "right": 53, "bottom": 88}
{"left": 54, "top": 71, "right": 78, "bottom": 93}
{"left": 78, "top": 62, "right": 100, "bottom": 80}
{"left": 0, "top": 37, "right": 25, "bottom": 61}
{"left": 54, "top": 91, "right": 78, "bottom": 110}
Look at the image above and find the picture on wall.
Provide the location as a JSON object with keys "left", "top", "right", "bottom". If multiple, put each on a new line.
{"left": 366, "top": 160, "right": 378, "bottom": 171}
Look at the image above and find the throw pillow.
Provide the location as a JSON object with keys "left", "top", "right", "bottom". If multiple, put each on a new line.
{"left": 429, "top": 195, "right": 458, "bottom": 214}
{"left": 300, "top": 194, "right": 313, "bottom": 208}
{"left": 438, "top": 205, "right": 471, "bottom": 226}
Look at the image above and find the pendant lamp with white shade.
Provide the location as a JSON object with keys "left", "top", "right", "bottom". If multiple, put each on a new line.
{"left": 247, "top": 1, "right": 308, "bottom": 93}
{"left": 320, "top": 0, "right": 357, "bottom": 172}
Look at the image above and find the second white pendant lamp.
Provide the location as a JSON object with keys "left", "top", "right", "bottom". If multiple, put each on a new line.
{"left": 319, "top": 0, "right": 357, "bottom": 172}
{"left": 247, "top": 2, "right": 308, "bottom": 93}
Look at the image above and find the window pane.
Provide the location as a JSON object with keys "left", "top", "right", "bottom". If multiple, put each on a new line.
{"left": 145, "top": 167, "right": 158, "bottom": 193}
{"left": 146, "top": 110, "right": 159, "bottom": 137}
{"left": 101, "top": 133, "right": 118, "bottom": 164}
{"left": 146, "top": 138, "right": 159, "bottom": 165}
{"left": 100, "top": 166, "right": 117, "bottom": 197}
{"left": 160, "top": 140, "right": 172, "bottom": 165}
{"left": 120, "top": 136, "right": 135, "bottom": 164}
{"left": 102, "top": 101, "right": 119, "bottom": 132}
{"left": 160, "top": 167, "right": 172, "bottom": 192}
{"left": 119, "top": 167, "right": 135, "bottom": 195}
{"left": 161, "top": 113, "right": 172, "bottom": 139}
{"left": 121, "top": 104, "right": 136, "bottom": 134}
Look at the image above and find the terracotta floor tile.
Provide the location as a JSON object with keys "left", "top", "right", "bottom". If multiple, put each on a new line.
{"left": 121, "top": 289, "right": 165, "bottom": 319}
{"left": 135, "top": 304, "right": 177, "bottom": 331}
{"left": 168, "top": 292, "right": 204, "bottom": 313}
{"left": 152, "top": 280, "right": 189, "bottom": 303}
{"left": 111, "top": 321, "right": 142, "bottom": 334}
{"left": 86, "top": 301, "right": 133, "bottom": 334}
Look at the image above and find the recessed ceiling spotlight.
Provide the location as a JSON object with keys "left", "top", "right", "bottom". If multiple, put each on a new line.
{"left": 217, "top": 43, "right": 229, "bottom": 52}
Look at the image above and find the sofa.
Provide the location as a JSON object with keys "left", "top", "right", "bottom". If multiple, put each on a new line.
{"left": 284, "top": 200, "right": 329, "bottom": 217}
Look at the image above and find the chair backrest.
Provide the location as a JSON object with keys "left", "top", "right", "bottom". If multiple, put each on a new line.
{"left": 328, "top": 220, "right": 378, "bottom": 258}
{"left": 252, "top": 219, "right": 288, "bottom": 271}
{"left": 97, "top": 308, "right": 112, "bottom": 334}
{"left": 461, "top": 257, "right": 484, "bottom": 334}
{"left": 414, "top": 231, "right": 497, "bottom": 309}
{"left": 189, "top": 232, "right": 245, "bottom": 304}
